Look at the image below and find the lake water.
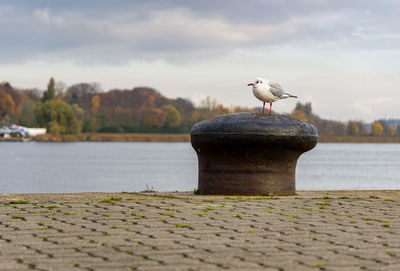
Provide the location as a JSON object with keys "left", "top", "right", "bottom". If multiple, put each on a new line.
{"left": 0, "top": 142, "right": 399, "bottom": 193}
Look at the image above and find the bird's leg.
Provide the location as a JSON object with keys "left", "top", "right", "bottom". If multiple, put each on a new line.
{"left": 262, "top": 102, "right": 265, "bottom": 113}
{"left": 269, "top": 103, "right": 272, "bottom": 114}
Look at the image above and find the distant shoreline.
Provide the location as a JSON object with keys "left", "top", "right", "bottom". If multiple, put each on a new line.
{"left": 318, "top": 135, "right": 400, "bottom": 143}
{"left": 1, "top": 133, "right": 400, "bottom": 143}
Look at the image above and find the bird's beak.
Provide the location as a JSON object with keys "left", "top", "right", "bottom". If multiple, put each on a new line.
{"left": 248, "top": 83, "right": 254, "bottom": 86}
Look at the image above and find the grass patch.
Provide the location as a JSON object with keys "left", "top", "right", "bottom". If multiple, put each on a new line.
{"left": 175, "top": 224, "right": 193, "bottom": 229}
{"left": 100, "top": 197, "right": 122, "bottom": 204}
{"left": 9, "top": 200, "right": 29, "bottom": 204}
{"left": 193, "top": 188, "right": 200, "bottom": 195}
{"left": 312, "top": 264, "right": 323, "bottom": 269}
{"left": 11, "top": 216, "right": 26, "bottom": 221}
{"left": 362, "top": 218, "right": 382, "bottom": 222}
{"left": 382, "top": 224, "right": 390, "bottom": 228}
{"left": 384, "top": 199, "right": 395, "bottom": 202}
{"left": 160, "top": 213, "right": 174, "bottom": 217}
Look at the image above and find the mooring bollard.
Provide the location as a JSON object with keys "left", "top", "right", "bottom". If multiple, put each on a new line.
{"left": 190, "top": 112, "right": 318, "bottom": 195}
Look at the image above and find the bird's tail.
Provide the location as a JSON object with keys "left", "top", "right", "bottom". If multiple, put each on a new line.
{"left": 283, "top": 93, "right": 298, "bottom": 99}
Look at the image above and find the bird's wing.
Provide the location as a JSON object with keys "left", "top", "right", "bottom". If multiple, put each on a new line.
{"left": 269, "top": 82, "right": 285, "bottom": 98}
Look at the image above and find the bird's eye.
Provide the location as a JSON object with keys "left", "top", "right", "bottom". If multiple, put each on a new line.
{"left": 256, "top": 81, "right": 259, "bottom": 83}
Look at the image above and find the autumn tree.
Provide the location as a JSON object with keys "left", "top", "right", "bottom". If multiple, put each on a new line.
{"left": 143, "top": 108, "right": 165, "bottom": 129}
{"left": 232, "top": 106, "right": 245, "bottom": 113}
{"left": 48, "top": 77, "right": 56, "bottom": 100}
{"left": 171, "top": 98, "right": 195, "bottom": 116}
{"left": 201, "top": 97, "right": 218, "bottom": 111}
{"left": 71, "top": 104, "right": 85, "bottom": 121}
{"left": 215, "top": 104, "right": 230, "bottom": 115}
{"left": 91, "top": 95, "right": 101, "bottom": 114}
{"left": 42, "top": 77, "right": 56, "bottom": 102}
{"left": 35, "top": 100, "right": 80, "bottom": 135}
{"left": 1, "top": 84, "right": 35, "bottom": 125}
{"left": 21, "top": 88, "right": 42, "bottom": 102}
{"left": 191, "top": 111, "right": 202, "bottom": 123}
{"left": 162, "top": 105, "right": 181, "bottom": 128}
{"left": 55, "top": 81, "right": 67, "bottom": 97}
{"left": 0, "top": 89, "right": 15, "bottom": 120}
{"left": 372, "top": 122, "right": 383, "bottom": 136}
{"left": 291, "top": 109, "right": 307, "bottom": 121}
{"left": 20, "top": 99, "right": 37, "bottom": 126}
{"left": 352, "top": 124, "right": 359, "bottom": 135}
{"left": 295, "top": 102, "right": 312, "bottom": 116}
{"left": 346, "top": 121, "right": 363, "bottom": 136}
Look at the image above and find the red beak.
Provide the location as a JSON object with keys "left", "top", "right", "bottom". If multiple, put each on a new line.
{"left": 248, "top": 83, "right": 254, "bottom": 86}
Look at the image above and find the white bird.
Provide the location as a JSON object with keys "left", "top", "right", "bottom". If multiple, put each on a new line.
{"left": 248, "top": 78, "right": 298, "bottom": 114}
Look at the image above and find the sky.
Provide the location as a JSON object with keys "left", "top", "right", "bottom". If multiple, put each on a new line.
{"left": 1, "top": 0, "right": 400, "bottom": 122}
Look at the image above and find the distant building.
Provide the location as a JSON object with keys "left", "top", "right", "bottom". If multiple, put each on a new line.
{"left": 0, "top": 126, "right": 12, "bottom": 138}
{"left": 0, "top": 125, "right": 46, "bottom": 138}
{"left": 25, "top": 127, "right": 47, "bottom": 137}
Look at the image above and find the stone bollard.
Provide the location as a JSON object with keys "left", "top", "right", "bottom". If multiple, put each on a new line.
{"left": 190, "top": 112, "right": 318, "bottom": 195}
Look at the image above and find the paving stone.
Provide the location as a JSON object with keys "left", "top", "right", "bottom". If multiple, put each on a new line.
{"left": 1, "top": 191, "right": 400, "bottom": 270}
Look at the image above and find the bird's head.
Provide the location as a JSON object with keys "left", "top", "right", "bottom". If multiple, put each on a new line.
{"left": 247, "top": 78, "right": 265, "bottom": 88}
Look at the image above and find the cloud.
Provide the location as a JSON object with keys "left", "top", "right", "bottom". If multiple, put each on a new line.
{"left": 1, "top": 0, "right": 400, "bottom": 122}
{"left": 1, "top": 1, "right": 400, "bottom": 64}
{"left": 33, "top": 7, "right": 63, "bottom": 25}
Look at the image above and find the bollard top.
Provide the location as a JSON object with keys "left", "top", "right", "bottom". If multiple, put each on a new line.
{"left": 191, "top": 112, "right": 318, "bottom": 137}
{"left": 190, "top": 112, "right": 318, "bottom": 151}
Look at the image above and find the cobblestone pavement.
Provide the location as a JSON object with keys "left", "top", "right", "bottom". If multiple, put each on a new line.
{"left": 1, "top": 191, "right": 400, "bottom": 271}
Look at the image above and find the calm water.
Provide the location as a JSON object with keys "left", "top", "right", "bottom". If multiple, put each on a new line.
{"left": 0, "top": 142, "right": 399, "bottom": 193}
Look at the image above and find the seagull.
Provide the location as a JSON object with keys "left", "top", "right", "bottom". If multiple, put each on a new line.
{"left": 248, "top": 78, "right": 297, "bottom": 114}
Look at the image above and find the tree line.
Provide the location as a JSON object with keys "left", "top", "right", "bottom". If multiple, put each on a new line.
{"left": 0, "top": 79, "right": 399, "bottom": 136}
{"left": 291, "top": 102, "right": 399, "bottom": 136}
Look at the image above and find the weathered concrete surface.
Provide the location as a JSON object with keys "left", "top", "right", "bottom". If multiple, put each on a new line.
{"left": 0, "top": 190, "right": 399, "bottom": 271}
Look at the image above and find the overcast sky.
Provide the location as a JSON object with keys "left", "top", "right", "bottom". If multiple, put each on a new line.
{"left": 1, "top": 0, "right": 400, "bottom": 121}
